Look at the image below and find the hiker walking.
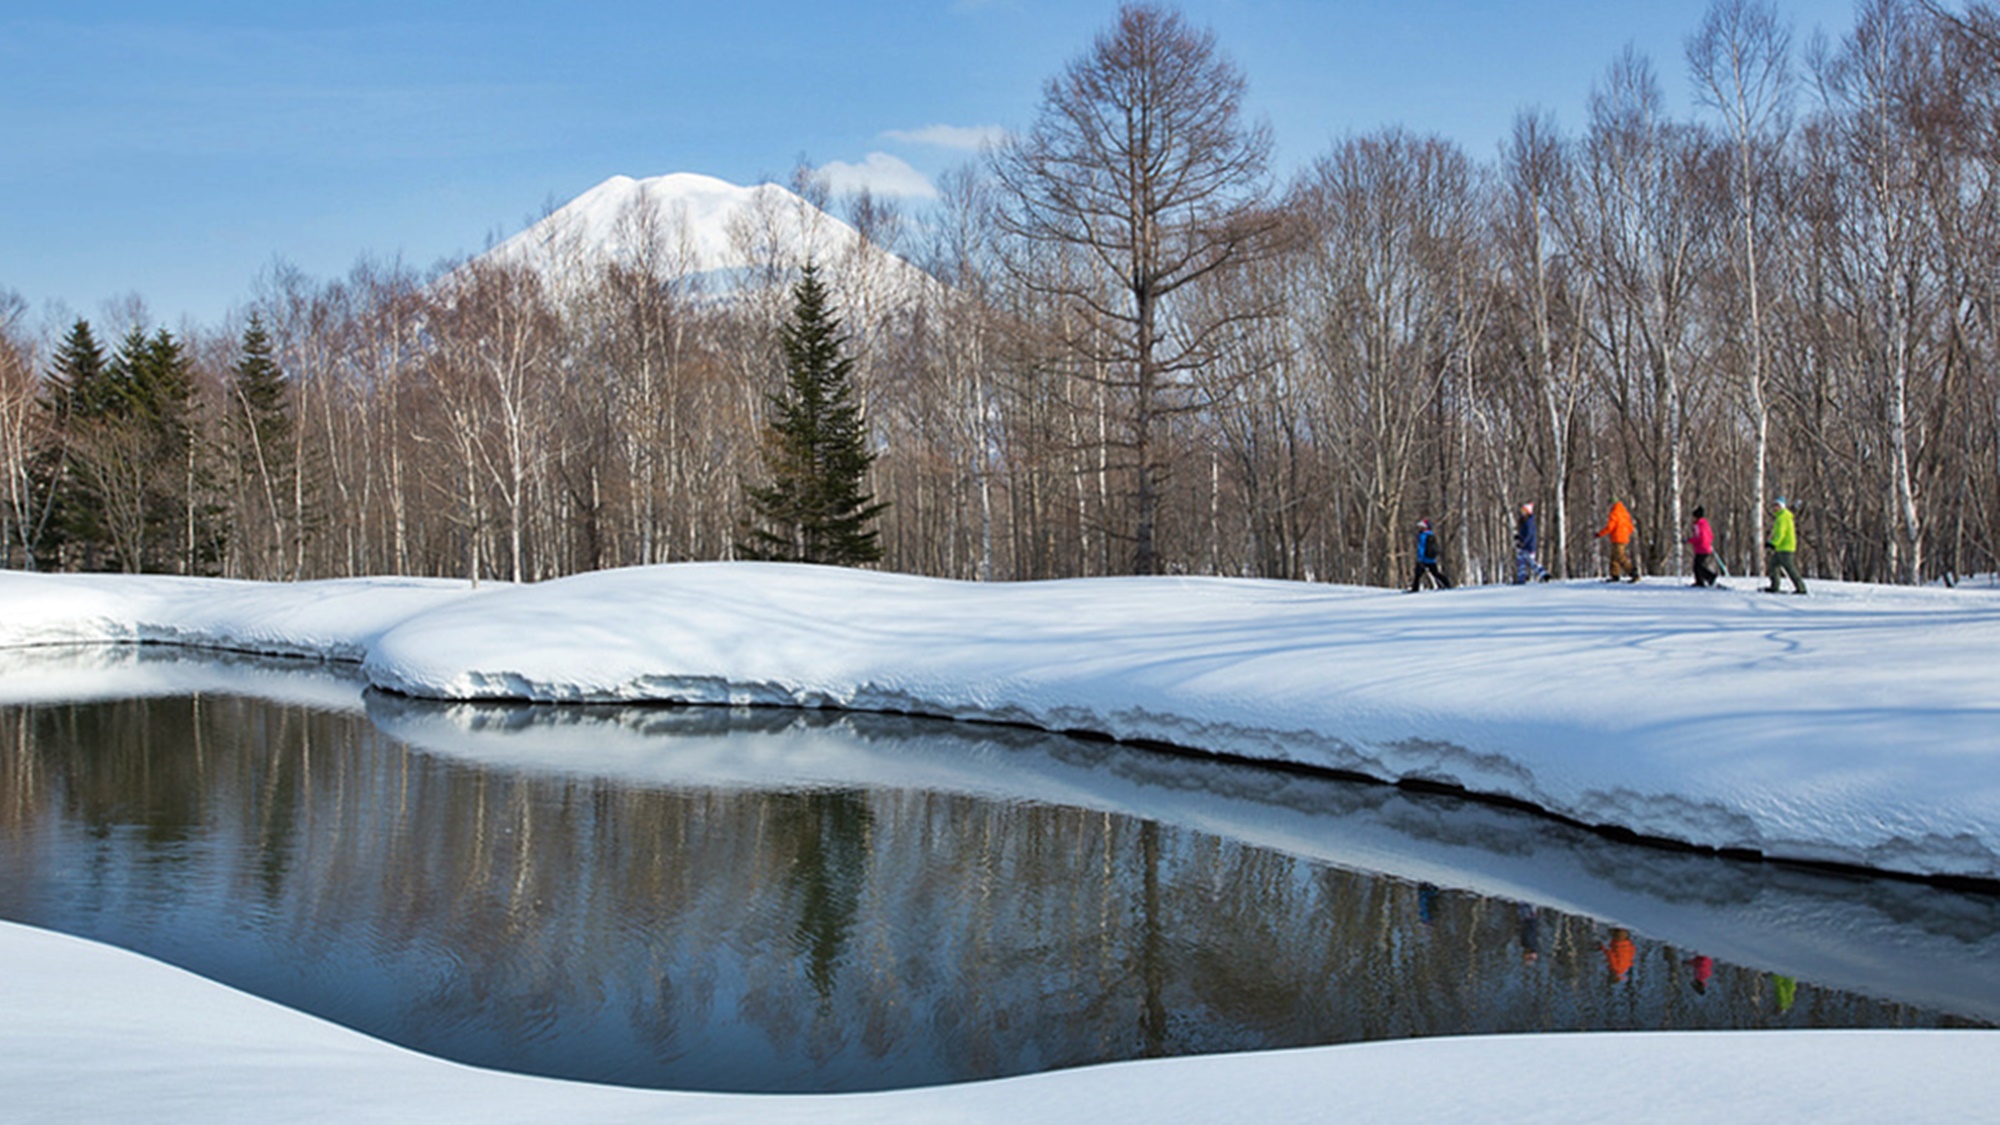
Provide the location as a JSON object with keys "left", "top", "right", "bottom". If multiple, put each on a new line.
{"left": 1686, "top": 506, "right": 1719, "bottom": 588}
{"left": 1766, "top": 497, "right": 1807, "bottom": 595}
{"left": 1514, "top": 502, "right": 1550, "bottom": 584}
{"left": 1594, "top": 498, "right": 1638, "bottom": 583}
{"left": 1409, "top": 518, "right": 1451, "bottom": 592}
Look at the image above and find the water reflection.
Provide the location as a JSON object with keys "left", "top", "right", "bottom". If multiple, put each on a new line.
{"left": 1, "top": 672, "right": 1996, "bottom": 1094}
{"left": 368, "top": 694, "right": 2000, "bottom": 1023}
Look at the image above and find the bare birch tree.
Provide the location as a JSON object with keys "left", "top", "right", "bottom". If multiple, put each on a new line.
{"left": 0, "top": 292, "right": 41, "bottom": 568}
{"left": 1814, "top": 0, "right": 1944, "bottom": 581}
{"left": 1691, "top": 0, "right": 1795, "bottom": 558}
{"left": 1578, "top": 49, "right": 1723, "bottom": 576}
{"left": 1497, "top": 110, "right": 1594, "bottom": 578}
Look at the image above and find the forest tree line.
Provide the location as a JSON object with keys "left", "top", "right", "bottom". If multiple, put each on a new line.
{"left": 3, "top": 0, "right": 1997, "bottom": 588}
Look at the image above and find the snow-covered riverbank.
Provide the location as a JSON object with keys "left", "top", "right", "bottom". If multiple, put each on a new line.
{"left": 6, "top": 563, "right": 1998, "bottom": 882}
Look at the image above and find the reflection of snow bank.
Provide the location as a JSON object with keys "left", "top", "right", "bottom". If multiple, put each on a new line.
{"left": 4, "top": 919, "right": 1996, "bottom": 1124}
{"left": 370, "top": 696, "right": 2000, "bottom": 1023}
{"left": 6, "top": 562, "right": 2000, "bottom": 882}
{"left": 0, "top": 645, "right": 368, "bottom": 711}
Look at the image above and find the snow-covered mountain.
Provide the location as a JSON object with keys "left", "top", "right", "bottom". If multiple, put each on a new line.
{"left": 480, "top": 172, "right": 935, "bottom": 308}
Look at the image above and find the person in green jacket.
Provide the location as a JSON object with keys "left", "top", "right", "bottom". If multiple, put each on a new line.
{"left": 1766, "top": 497, "right": 1807, "bottom": 595}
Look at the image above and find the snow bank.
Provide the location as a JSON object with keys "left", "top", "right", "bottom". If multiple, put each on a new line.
{"left": 362, "top": 562, "right": 2000, "bottom": 881}
{"left": 0, "top": 571, "right": 484, "bottom": 660}
{"left": 5, "top": 563, "right": 1999, "bottom": 881}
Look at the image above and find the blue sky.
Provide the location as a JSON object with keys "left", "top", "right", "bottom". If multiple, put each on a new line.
{"left": 2, "top": 0, "right": 1861, "bottom": 331}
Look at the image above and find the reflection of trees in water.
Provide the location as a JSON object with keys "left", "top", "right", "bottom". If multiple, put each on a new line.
{"left": 0, "top": 695, "right": 1987, "bottom": 1092}
{"left": 773, "top": 790, "right": 872, "bottom": 1001}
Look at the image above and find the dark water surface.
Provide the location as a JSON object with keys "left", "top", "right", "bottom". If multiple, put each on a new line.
{"left": 1, "top": 657, "right": 1995, "bottom": 1092}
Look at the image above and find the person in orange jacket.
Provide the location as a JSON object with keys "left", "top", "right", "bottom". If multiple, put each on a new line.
{"left": 1594, "top": 498, "right": 1638, "bottom": 583}
{"left": 1601, "top": 927, "right": 1636, "bottom": 982}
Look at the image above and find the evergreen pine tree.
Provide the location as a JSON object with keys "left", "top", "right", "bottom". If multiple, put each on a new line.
{"left": 45, "top": 319, "right": 114, "bottom": 418}
{"left": 122, "top": 328, "right": 195, "bottom": 449}
{"left": 738, "top": 263, "right": 887, "bottom": 565}
{"left": 231, "top": 316, "right": 287, "bottom": 428}
{"left": 39, "top": 320, "right": 116, "bottom": 566}
{"left": 228, "top": 315, "right": 294, "bottom": 576}
{"left": 82, "top": 326, "right": 201, "bottom": 572}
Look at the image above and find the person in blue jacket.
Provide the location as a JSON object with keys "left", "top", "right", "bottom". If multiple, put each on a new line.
{"left": 1410, "top": 518, "right": 1452, "bottom": 592}
{"left": 1514, "top": 502, "right": 1550, "bottom": 584}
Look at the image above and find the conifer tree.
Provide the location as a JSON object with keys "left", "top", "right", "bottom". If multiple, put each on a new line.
{"left": 119, "top": 327, "right": 195, "bottom": 449}
{"left": 129, "top": 327, "right": 217, "bottom": 574}
{"left": 738, "top": 263, "right": 887, "bottom": 565}
{"left": 231, "top": 316, "right": 287, "bottom": 433}
{"left": 46, "top": 319, "right": 115, "bottom": 419}
{"left": 66, "top": 326, "right": 201, "bottom": 572}
{"left": 39, "top": 319, "right": 116, "bottom": 566}
{"left": 229, "top": 315, "right": 293, "bottom": 576}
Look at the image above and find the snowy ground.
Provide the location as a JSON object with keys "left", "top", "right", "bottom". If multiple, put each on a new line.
{"left": 6, "top": 919, "right": 1995, "bottom": 1125}
{"left": 3, "top": 564, "right": 1998, "bottom": 1121}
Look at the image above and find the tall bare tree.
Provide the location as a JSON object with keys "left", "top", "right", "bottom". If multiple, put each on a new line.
{"left": 1497, "top": 110, "right": 1592, "bottom": 578}
{"left": 1577, "top": 49, "right": 1723, "bottom": 575}
{"left": 1815, "top": 0, "right": 1945, "bottom": 582}
{"left": 991, "top": 3, "right": 1279, "bottom": 574}
{"left": 1690, "top": 0, "right": 1795, "bottom": 557}
{"left": 0, "top": 291, "right": 41, "bottom": 568}
{"left": 1290, "top": 131, "right": 1484, "bottom": 584}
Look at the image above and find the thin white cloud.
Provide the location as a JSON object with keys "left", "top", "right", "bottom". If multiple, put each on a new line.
{"left": 882, "top": 124, "right": 1007, "bottom": 152}
{"left": 814, "top": 152, "right": 938, "bottom": 199}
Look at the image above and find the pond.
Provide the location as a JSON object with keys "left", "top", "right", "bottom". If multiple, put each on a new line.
{"left": 1, "top": 647, "right": 1995, "bottom": 1093}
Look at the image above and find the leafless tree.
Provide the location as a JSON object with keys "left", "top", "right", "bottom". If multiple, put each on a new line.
{"left": 422, "top": 259, "right": 559, "bottom": 584}
{"left": 1289, "top": 131, "right": 1485, "bottom": 584}
{"left": 578, "top": 186, "right": 702, "bottom": 564}
{"left": 1691, "top": 0, "right": 1796, "bottom": 556}
{"left": 991, "top": 3, "right": 1280, "bottom": 574}
{"left": 1810, "top": 0, "right": 1947, "bottom": 581}
{"left": 0, "top": 291, "right": 41, "bottom": 568}
{"left": 1576, "top": 49, "right": 1724, "bottom": 576}
{"left": 1496, "top": 110, "right": 1594, "bottom": 577}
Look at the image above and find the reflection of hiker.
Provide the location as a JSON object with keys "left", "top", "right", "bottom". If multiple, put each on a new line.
{"left": 1409, "top": 519, "right": 1451, "bottom": 592}
{"left": 1514, "top": 503, "right": 1550, "bottom": 584}
{"left": 1765, "top": 498, "right": 1807, "bottom": 595}
{"left": 1600, "top": 927, "right": 1636, "bottom": 981}
{"left": 1418, "top": 882, "right": 1440, "bottom": 926}
{"left": 1772, "top": 973, "right": 1798, "bottom": 1012}
{"left": 1686, "top": 506, "right": 1719, "bottom": 588}
{"left": 1686, "top": 954, "right": 1715, "bottom": 995}
{"left": 1594, "top": 499, "right": 1638, "bottom": 583}
{"left": 1517, "top": 902, "right": 1542, "bottom": 964}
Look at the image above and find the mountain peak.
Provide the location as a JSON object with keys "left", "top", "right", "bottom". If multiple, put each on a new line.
{"left": 481, "top": 172, "right": 931, "bottom": 305}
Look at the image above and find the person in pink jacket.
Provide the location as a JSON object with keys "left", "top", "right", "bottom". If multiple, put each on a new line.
{"left": 1685, "top": 505, "right": 1718, "bottom": 587}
